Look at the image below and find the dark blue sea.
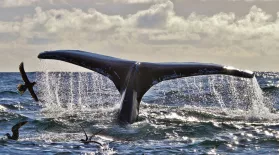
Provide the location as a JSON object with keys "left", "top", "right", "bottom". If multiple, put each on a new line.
{"left": 0, "top": 71, "right": 279, "bottom": 154}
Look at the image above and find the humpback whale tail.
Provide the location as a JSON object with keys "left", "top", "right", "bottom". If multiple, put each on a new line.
{"left": 38, "top": 50, "right": 254, "bottom": 124}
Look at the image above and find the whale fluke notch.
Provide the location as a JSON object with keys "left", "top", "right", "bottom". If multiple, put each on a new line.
{"left": 38, "top": 50, "right": 254, "bottom": 124}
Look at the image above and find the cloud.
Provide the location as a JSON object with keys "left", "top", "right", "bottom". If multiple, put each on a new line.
{"left": 2, "top": 1, "right": 279, "bottom": 49}
{"left": 128, "top": 1, "right": 173, "bottom": 28}
{"left": 0, "top": 21, "right": 20, "bottom": 33}
{"left": 113, "top": 0, "right": 168, "bottom": 4}
{"left": 0, "top": 0, "right": 279, "bottom": 71}
{"left": 0, "top": 0, "right": 39, "bottom": 8}
{"left": 228, "top": 0, "right": 276, "bottom": 1}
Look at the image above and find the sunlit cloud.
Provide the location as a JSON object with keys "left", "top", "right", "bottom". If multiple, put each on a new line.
{"left": 0, "top": 0, "right": 278, "bottom": 71}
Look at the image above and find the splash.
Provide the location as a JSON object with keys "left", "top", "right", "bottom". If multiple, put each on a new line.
{"left": 245, "top": 77, "right": 276, "bottom": 120}
{"left": 36, "top": 62, "right": 121, "bottom": 121}
{"left": 144, "top": 75, "right": 276, "bottom": 121}
{"left": 36, "top": 61, "right": 276, "bottom": 122}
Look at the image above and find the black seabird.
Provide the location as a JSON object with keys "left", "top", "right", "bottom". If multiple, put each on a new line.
{"left": 79, "top": 124, "right": 104, "bottom": 146}
{"left": 17, "top": 62, "right": 39, "bottom": 102}
{"left": 6, "top": 121, "right": 28, "bottom": 140}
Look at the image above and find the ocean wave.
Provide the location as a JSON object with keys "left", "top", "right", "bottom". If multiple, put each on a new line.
{"left": 0, "top": 91, "right": 18, "bottom": 95}
{"left": 0, "top": 103, "right": 24, "bottom": 110}
{"left": 0, "top": 112, "right": 28, "bottom": 122}
{"left": 261, "top": 85, "right": 279, "bottom": 91}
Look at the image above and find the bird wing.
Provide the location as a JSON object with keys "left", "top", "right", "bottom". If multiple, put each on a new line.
{"left": 79, "top": 124, "right": 88, "bottom": 141}
{"left": 89, "top": 129, "right": 105, "bottom": 141}
{"left": 11, "top": 121, "right": 28, "bottom": 132}
{"left": 19, "top": 62, "right": 30, "bottom": 84}
{"left": 87, "top": 141, "right": 103, "bottom": 146}
{"left": 27, "top": 86, "right": 39, "bottom": 102}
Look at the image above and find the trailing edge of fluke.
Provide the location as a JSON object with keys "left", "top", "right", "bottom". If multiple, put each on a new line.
{"left": 38, "top": 50, "right": 254, "bottom": 124}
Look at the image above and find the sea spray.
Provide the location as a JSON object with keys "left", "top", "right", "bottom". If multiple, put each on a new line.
{"left": 55, "top": 73, "right": 62, "bottom": 107}
{"left": 69, "top": 72, "right": 74, "bottom": 110}
{"left": 245, "top": 77, "right": 276, "bottom": 120}
{"left": 209, "top": 75, "right": 225, "bottom": 109}
{"left": 36, "top": 61, "right": 276, "bottom": 122}
{"left": 78, "top": 72, "right": 83, "bottom": 107}
{"left": 228, "top": 76, "right": 241, "bottom": 110}
{"left": 144, "top": 75, "right": 276, "bottom": 120}
{"left": 35, "top": 65, "right": 121, "bottom": 121}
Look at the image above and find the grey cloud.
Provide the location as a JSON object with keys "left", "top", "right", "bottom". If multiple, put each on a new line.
{"left": 27, "top": 37, "right": 54, "bottom": 45}
{"left": 0, "top": 32, "right": 18, "bottom": 42}
{"left": 173, "top": 0, "right": 279, "bottom": 18}
{"left": 1, "top": 1, "right": 279, "bottom": 50}
{"left": 113, "top": 0, "right": 168, "bottom": 4}
{"left": 131, "top": 1, "right": 173, "bottom": 28}
{"left": 0, "top": 0, "right": 39, "bottom": 8}
{"left": 0, "top": 0, "right": 279, "bottom": 71}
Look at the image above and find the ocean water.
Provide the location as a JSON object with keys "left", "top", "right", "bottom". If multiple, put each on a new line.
{"left": 0, "top": 71, "right": 279, "bottom": 155}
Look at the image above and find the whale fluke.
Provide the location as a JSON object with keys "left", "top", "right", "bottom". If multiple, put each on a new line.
{"left": 38, "top": 50, "right": 254, "bottom": 124}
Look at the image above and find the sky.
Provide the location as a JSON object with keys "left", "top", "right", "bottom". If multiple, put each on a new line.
{"left": 0, "top": 0, "right": 279, "bottom": 72}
